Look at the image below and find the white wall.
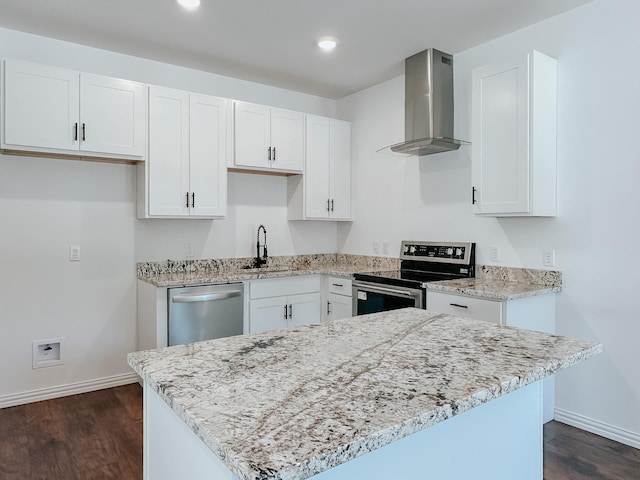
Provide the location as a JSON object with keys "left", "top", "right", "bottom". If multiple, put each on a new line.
{"left": 0, "top": 27, "right": 337, "bottom": 403}
{"left": 338, "top": 0, "right": 640, "bottom": 445}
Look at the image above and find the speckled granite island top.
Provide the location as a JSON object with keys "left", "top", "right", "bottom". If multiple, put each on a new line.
{"left": 128, "top": 308, "right": 600, "bottom": 480}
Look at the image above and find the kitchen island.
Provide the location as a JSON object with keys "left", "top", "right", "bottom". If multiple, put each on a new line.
{"left": 128, "top": 308, "right": 600, "bottom": 480}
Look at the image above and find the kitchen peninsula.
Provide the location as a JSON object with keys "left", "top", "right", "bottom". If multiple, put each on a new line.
{"left": 128, "top": 308, "right": 600, "bottom": 480}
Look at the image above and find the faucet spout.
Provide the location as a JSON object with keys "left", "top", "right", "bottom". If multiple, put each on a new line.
{"left": 256, "top": 225, "right": 268, "bottom": 267}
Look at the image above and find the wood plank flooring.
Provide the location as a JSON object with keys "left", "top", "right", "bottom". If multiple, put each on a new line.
{"left": 0, "top": 384, "right": 142, "bottom": 480}
{"left": 1, "top": 384, "right": 638, "bottom": 479}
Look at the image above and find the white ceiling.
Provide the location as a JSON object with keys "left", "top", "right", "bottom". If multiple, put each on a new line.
{"left": 0, "top": 0, "right": 593, "bottom": 99}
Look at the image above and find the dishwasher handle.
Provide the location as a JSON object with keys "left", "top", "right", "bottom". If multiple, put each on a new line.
{"left": 172, "top": 290, "right": 243, "bottom": 303}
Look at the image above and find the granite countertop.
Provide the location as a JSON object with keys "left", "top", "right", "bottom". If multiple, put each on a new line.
{"left": 128, "top": 308, "right": 600, "bottom": 480}
{"left": 137, "top": 265, "right": 366, "bottom": 288}
{"left": 427, "top": 277, "right": 561, "bottom": 300}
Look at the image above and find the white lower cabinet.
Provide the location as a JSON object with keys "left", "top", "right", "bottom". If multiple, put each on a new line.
{"left": 248, "top": 276, "right": 321, "bottom": 334}
{"left": 427, "top": 289, "right": 556, "bottom": 423}
{"left": 325, "top": 276, "right": 353, "bottom": 322}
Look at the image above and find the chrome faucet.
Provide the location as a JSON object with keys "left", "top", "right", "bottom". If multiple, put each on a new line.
{"left": 255, "top": 225, "right": 268, "bottom": 268}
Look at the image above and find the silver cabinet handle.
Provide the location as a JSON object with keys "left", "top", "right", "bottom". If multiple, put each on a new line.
{"left": 331, "top": 199, "right": 334, "bottom": 211}
{"left": 273, "top": 147, "right": 276, "bottom": 161}
{"left": 172, "top": 290, "right": 242, "bottom": 303}
{"left": 268, "top": 146, "right": 272, "bottom": 160}
{"left": 327, "top": 199, "right": 330, "bottom": 212}
{"left": 288, "top": 304, "right": 292, "bottom": 319}
{"left": 192, "top": 192, "right": 195, "bottom": 208}
{"left": 186, "top": 192, "right": 190, "bottom": 208}
{"left": 450, "top": 303, "right": 468, "bottom": 309}
{"left": 327, "top": 301, "right": 332, "bottom": 315}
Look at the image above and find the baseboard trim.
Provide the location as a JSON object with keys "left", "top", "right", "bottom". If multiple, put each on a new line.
{"left": 554, "top": 408, "right": 640, "bottom": 449}
{"left": 0, "top": 372, "right": 140, "bottom": 409}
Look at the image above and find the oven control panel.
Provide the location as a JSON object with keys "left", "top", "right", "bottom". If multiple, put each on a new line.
{"left": 400, "top": 241, "right": 474, "bottom": 264}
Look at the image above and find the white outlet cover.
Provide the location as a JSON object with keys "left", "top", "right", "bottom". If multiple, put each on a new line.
{"left": 69, "top": 245, "right": 81, "bottom": 261}
{"left": 490, "top": 245, "right": 500, "bottom": 262}
{"left": 373, "top": 241, "right": 380, "bottom": 254}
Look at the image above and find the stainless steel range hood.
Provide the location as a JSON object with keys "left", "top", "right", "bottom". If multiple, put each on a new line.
{"left": 381, "top": 48, "right": 469, "bottom": 156}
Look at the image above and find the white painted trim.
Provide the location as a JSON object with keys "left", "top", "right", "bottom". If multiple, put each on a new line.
{"left": 554, "top": 408, "right": 640, "bottom": 449}
{"left": 0, "top": 372, "right": 140, "bottom": 409}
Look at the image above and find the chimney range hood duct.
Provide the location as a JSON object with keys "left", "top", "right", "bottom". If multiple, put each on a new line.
{"left": 381, "top": 48, "right": 469, "bottom": 156}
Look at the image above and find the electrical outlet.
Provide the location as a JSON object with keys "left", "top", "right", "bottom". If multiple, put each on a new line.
{"left": 543, "top": 249, "right": 556, "bottom": 267}
{"left": 490, "top": 245, "right": 500, "bottom": 262}
{"left": 382, "top": 242, "right": 390, "bottom": 255}
{"left": 69, "top": 245, "right": 81, "bottom": 262}
{"left": 185, "top": 243, "right": 195, "bottom": 258}
{"left": 372, "top": 241, "right": 380, "bottom": 254}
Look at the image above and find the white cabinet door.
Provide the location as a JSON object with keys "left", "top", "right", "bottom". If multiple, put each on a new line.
{"left": 189, "top": 94, "right": 227, "bottom": 217}
{"left": 472, "top": 56, "right": 529, "bottom": 215}
{"left": 3, "top": 60, "right": 79, "bottom": 152}
{"left": 147, "top": 86, "right": 190, "bottom": 217}
{"left": 249, "top": 297, "right": 288, "bottom": 334}
{"left": 79, "top": 73, "right": 145, "bottom": 157}
{"left": 288, "top": 293, "right": 321, "bottom": 328}
{"left": 234, "top": 101, "right": 270, "bottom": 169}
{"left": 327, "top": 293, "right": 352, "bottom": 321}
{"left": 472, "top": 51, "right": 557, "bottom": 217}
{"left": 304, "top": 115, "right": 331, "bottom": 219}
{"left": 270, "top": 108, "right": 304, "bottom": 172}
{"left": 328, "top": 119, "right": 351, "bottom": 220}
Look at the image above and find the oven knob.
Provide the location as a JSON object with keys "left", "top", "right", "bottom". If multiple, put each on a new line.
{"left": 456, "top": 248, "right": 463, "bottom": 257}
{"left": 410, "top": 246, "right": 416, "bottom": 254}
{"left": 404, "top": 245, "right": 409, "bottom": 253}
{"left": 446, "top": 247, "right": 453, "bottom": 256}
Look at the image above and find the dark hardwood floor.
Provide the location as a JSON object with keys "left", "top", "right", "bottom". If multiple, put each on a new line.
{"left": 1, "top": 384, "right": 638, "bottom": 479}
{"left": 0, "top": 384, "right": 142, "bottom": 480}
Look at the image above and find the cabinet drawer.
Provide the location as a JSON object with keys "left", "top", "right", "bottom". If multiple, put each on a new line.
{"left": 327, "top": 277, "right": 352, "bottom": 296}
{"left": 250, "top": 276, "right": 320, "bottom": 299}
{"left": 427, "top": 291, "right": 503, "bottom": 325}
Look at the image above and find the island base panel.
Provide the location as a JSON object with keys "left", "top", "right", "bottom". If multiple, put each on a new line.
{"left": 144, "top": 386, "right": 238, "bottom": 480}
{"left": 144, "top": 381, "right": 543, "bottom": 480}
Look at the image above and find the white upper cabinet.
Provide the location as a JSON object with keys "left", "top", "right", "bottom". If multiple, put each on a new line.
{"left": 141, "top": 86, "right": 227, "bottom": 218}
{"left": 2, "top": 59, "right": 146, "bottom": 160}
{"left": 471, "top": 51, "right": 557, "bottom": 217}
{"left": 79, "top": 73, "right": 146, "bottom": 157}
{"left": 233, "top": 101, "right": 304, "bottom": 173}
{"left": 288, "top": 115, "right": 351, "bottom": 221}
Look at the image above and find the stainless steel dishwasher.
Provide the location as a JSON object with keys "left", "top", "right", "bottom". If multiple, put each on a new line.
{"left": 168, "top": 283, "right": 244, "bottom": 346}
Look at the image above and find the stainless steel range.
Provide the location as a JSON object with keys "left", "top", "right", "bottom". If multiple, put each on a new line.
{"left": 352, "top": 241, "right": 476, "bottom": 315}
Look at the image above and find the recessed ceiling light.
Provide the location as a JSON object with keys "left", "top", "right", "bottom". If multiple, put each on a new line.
{"left": 318, "top": 38, "right": 338, "bottom": 52}
{"left": 177, "top": 0, "right": 200, "bottom": 10}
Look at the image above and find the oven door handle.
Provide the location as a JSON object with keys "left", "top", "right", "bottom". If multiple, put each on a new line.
{"left": 355, "top": 284, "right": 417, "bottom": 297}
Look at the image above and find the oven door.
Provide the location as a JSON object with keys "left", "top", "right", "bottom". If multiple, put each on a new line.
{"left": 352, "top": 281, "right": 424, "bottom": 316}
